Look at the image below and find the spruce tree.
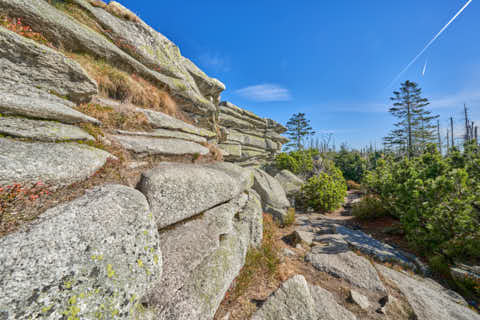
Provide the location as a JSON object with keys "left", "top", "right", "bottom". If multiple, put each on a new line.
{"left": 384, "top": 81, "right": 437, "bottom": 158}
{"left": 285, "top": 113, "right": 315, "bottom": 150}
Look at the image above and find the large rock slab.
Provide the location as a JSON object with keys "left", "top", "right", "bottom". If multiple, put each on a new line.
{"left": 138, "top": 108, "right": 215, "bottom": 138}
{"left": 252, "top": 275, "right": 356, "bottom": 320}
{"left": 0, "top": 27, "right": 97, "bottom": 102}
{"left": 149, "top": 193, "right": 258, "bottom": 319}
{"left": 307, "top": 246, "right": 387, "bottom": 294}
{"left": 138, "top": 162, "right": 253, "bottom": 228}
{"left": 0, "top": 89, "right": 100, "bottom": 124}
{"left": 0, "top": 184, "right": 162, "bottom": 319}
{"left": 0, "top": 117, "right": 94, "bottom": 142}
{"left": 376, "top": 264, "right": 480, "bottom": 320}
{"left": 252, "top": 168, "right": 291, "bottom": 223}
{"left": 334, "top": 225, "right": 417, "bottom": 270}
{"left": 116, "top": 128, "right": 207, "bottom": 144}
{"left": 112, "top": 135, "right": 209, "bottom": 157}
{"left": 71, "top": 0, "right": 224, "bottom": 104}
{"left": 0, "top": 138, "right": 113, "bottom": 187}
{"left": 146, "top": 194, "right": 248, "bottom": 312}
{"left": 275, "top": 169, "right": 304, "bottom": 196}
{"left": 0, "top": 0, "right": 216, "bottom": 115}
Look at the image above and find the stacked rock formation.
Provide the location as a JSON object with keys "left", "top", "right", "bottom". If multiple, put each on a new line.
{"left": 0, "top": 163, "right": 263, "bottom": 319}
{"left": 218, "top": 101, "right": 289, "bottom": 166}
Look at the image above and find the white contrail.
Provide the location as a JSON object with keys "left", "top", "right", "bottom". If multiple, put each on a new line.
{"left": 387, "top": 0, "right": 473, "bottom": 88}
{"left": 422, "top": 59, "right": 428, "bottom": 76}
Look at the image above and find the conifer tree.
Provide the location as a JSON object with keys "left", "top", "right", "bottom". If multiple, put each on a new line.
{"left": 285, "top": 113, "right": 315, "bottom": 150}
{"left": 384, "top": 81, "right": 437, "bottom": 158}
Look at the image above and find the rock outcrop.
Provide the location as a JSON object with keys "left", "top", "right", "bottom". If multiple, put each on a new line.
{"left": 252, "top": 168, "right": 291, "bottom": 223}
{"left": 218, "top": 101, "right": 289, "bottom": 165}
{"left": 0, "top": 138, "right": 113, "bottom": 188}
{"left": 274, "top": 169, "right": 304, "bottom": 197}
{"left": 0, "top": 184, "right": 161, "bottom": 319}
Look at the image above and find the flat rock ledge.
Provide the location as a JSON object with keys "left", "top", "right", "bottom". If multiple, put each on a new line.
{"left": 0, "top": 138, "right": 113, "bottom": 188}
{"left": 111, "top": 134, "right": 209, "bottom": 157}
{"left": 138, "top": 162, "right": 254, "bottom": 228}
{"left": 0, "top": 117, "right": 94, "bottom": 142}
{"left": 377, "top": 264, "right": 480, "bottom": 320}
{"left": 252, "top": 275, "right": 356, "bottom": 320}
{"left": 0, "top": 184, "right": 162, "bottom": 319}
{"left": 307, "top": 245, "right": 387, "bottom": 294}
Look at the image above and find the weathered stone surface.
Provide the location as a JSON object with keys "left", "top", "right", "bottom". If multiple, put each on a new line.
{"left": 112, "top": 134, "right": 209, "bottom": 157}
{"left": 377, "top": 264, "right": 480, "bottom": 320}
{"left": 0, "top": 0, "right": 216, "bottom": 115}
{"left": 218, "top": 101, "right": 288, "bottom": 164}
{"left": 0, "top": 117, "right": 94, "bottom": 142}
{"left": 253, "top": 168, "right": 291, "bottom": 222}
{"left": 0, "top": 89, "right": 100, "bottom": 125}
{"left": 182, "top": 57, "right": 225, "bottom": 100}
{"left": 0, "top": 138, "right": 112, "bottom": 187}
{"left": 138, "top": 108, "right": 215, "bottom": 138}
{"left": 307, "top": 247, "right": 387, "bottom": 294}
{"left": 349, "top": 290, "right": 370, "bottom": 310}
{"left": 155, "top": 199, "right": 255, "bottom": 320}
{"left": 291, "top": 230, "right": 314, "bottom": 246}
{"left": 252, "top": 275, "right": 356, "bottom": 320}
{"left": 0, "top": 184, "right": 161, "bottom": 319}
{"left": 116, "top": 128, "right": 207, "bottom": 144}
{"left": 0, "top": 27, "right": 97, "bottom": 102}
{"left": 334, "top": 225, "right": 417, "bottom": 270}
{"left": 275, "top": 169, "right": 304, "bottom": 196}
{"left": 146, "top": 193, "right": 248, "bottom": 314}
{"left": 138, "top": 162, "right": 253, "bottom": 228}
{"left": 236, "top": 190, "right": 263, "bottom": 248}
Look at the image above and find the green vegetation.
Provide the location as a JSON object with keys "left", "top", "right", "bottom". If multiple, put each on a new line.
{"left": 296, "top": 164, "right": 347, "bottom": 212}
{"left": 362, "top": 143, "right": 480, "bottom": 262}
{"left": 275, "top": 148, "right": 319, "bottom": 177}
{"left": 284, "top": 112, "right": 315, "bottom": 150}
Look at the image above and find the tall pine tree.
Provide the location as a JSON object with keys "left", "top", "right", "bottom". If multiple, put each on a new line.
{"left": 384, "top": 81, "right": 437, "bottom": 158}
{"left": 285, "top": 113, "right": 315, "bottom": 150}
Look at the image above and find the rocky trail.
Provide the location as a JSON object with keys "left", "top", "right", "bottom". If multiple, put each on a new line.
{"left": 218, "top": 192, "right": 480, "bottom": 320}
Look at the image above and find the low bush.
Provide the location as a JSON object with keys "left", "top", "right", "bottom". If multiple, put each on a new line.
{"left": 351, "top": 195, "right": 388, "bottom": 220}
{"left": 296, "top": 165, "right": 347, "bottom": 212}
{"left": 362, "top": 144, "right": 480, "bottom": 262}
{"left": 274, "top": 149, "right": 320, "bottom": 177}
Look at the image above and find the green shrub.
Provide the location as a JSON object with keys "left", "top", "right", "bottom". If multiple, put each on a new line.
{"left": 351, "top": 196, "right": 388, "bottom": 220}
{"left": 275, "top": 149, "right": 320, "bottom": 177}
{"left": 362, "top": 144, "right": 480, "bottom": 262}
{"left": 334, "top": 149, "right": 367, "bottom": 182}
{"left": 297, "top": 165, "right": 347, "bottom": 212}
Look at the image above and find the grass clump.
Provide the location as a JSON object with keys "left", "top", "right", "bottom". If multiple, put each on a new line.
{"left": 283, "top": 208, "right": 296, "bottom": 227}
{"left": 230, "top": 214, "right": 281, "bottom": 300}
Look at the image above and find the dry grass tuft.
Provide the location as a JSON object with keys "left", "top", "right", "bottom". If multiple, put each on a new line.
{"left": 227, "top": 214, "right": 281, "bottom": 302}
{"left": 50, "top": 1, "right": 104, "bottom": 35}
{"left": 76, "top": 103, "right": 153, "bottom": 132}
{"left": 283, "top": 208, "right": 296, "bottom": 227}
{"left": 200, "top": 142, "right": 224, "bottom": 162}
{"left": 70, "top": 54, "right": 189, "bottom": 120}
{"left": 105, "top": 2, "right": 140, "bottom": 23}
{"left": 88, "top": 0, "right": 107, "bottom": 9}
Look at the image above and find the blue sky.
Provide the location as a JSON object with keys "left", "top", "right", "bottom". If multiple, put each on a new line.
{"left": 119, "top": 0, "right": 479, "bottom": 148}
